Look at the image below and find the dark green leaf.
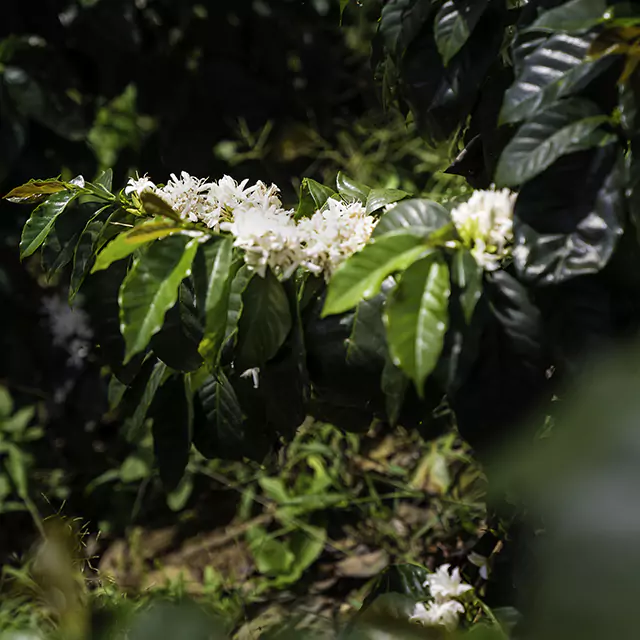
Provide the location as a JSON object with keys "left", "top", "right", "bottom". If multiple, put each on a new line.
{"left": 123, "top": 360, "right": 167, "bottom": 442}
{"left": 496, "top": 98, "right": 613, "bottom": 187}
{"left": 236, "top": 270, "right": 292, "bottom": 370}
{"left": 434, "top": 0, "right": 489, "bottom": 66}
{"left": 323, "top": 231, "right": 430, "bottom": 316}
{"left": 381, "top": 358, "right": 408, "bottom": 426}
{"left": 336, "top": 172, "right": 371, "bottom": 202}
{"left": 379, "top": 0, "right": 432, "bottom": 60}
{"left": 373, "top": 198, "right": 450, "bottom": 238}
{"left": 296, "top": 178, "right": 337, "bottom": 220}
{"left": 150, "top": 375, "right": 192, "bottom": 492}
{"left": 385, "top": 256, "right": 450, "bottom": 395}
{"left": 69, "top": 205, "right": 113, "bottom": 301}
{"left": 500, "top": 32, "right": 614, "bottom": 124}
{"left": 196, "top": 371, "right": 245, "bottom": 459}
{"left": 361, "top": 564, "right": 431, "bottom": 611}
{"left": 150, "top": 283, "right": 203, "bottom": 372}
{"left": 452, "top": 249, "right": 483, "bottom": 324}
{"left": 119, "top": 235, "right": 199, "bottom": 363}
{"left": 198, "top": 238, "right": 234, "bottom": 364}
{"left": 346, "top": 289, "right": 390, "bottom": 368}
{"left": 514, "top": 145, "right": 625, "bottom": 284}
{"left": 365, "top": 188, "right": 410, "bottom": 215}
{"left": 528, "top": 0, "right": 607, "bottom": 32}
{"left": 19, "top": 189, "right": 77, "bottom": 258}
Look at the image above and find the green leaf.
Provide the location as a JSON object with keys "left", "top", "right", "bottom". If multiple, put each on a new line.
{"left": 514, "top": 145, "right": 625, "bottom": 284}
{"left": 496, "top": 98, "right": 613, "bottom": 187}
{"left": 452, "top": 249, "right": 483, "bottom": 324}
{"left": 381, "top": 358, "right": 408, "bottom": 427}
{"left": 91, "top": 219, "right": 191, "bottom": 273}
{"left": 236, "top": 269, "right": 293, "bottom": 369}
{"left": 151, "top": 375, "right": 193, "bottom": 492}
{"left": 336, "top": 171, "right": 371, "bottom": 202}
{"left": 379, "top": 0, "right": 433, "bottom": 60}
{"left": 19, "top": 189, "right": 77, "bottom": 258}
{"left": 434, "top": 0, "right": 489, "bottom": 66}
{"left": 166, "top": 475, "right": 193, "bottom": 512}
{"left": 365, "top": 188, "right": 410, "bottom": 215}
{"left": 287, "top": 526, "right": 327, "bottom": 581}
{"left": 528, "top": 0, "right": 607, "bottom": 33}
{"left": 150, "top": 283, "right": 203, "bottom": 372}
{"left": 6, "top": 444, "right": 28, "bottom": 499}
{"left": 119, "top": 235, "right": 200, "bottom": 363}
{"left": 296, "top": 178, "right": 336, "bottom": 219}
{"left": 123, "top": 360, "right": 167, "bottom": 442}
{"left": 197, "top": 238, "right": 234, "bottom": 364}
{"left": 196, "top": 371, "right": 245, "bottom": 459}
{"left": 323, "top": 231, "right": 430, "bottom": 316}
{"left": 373, "top": 198, "right": 450, "bottom": 238}
{"left": 69, "top": 205, "right": 113, "bottom": 301}
{"left": 361, "top": 564, "right": 431, "bottom": 610}
{"left": 346, "top": 291, "right": 390, "bottom": 368}
{"left": 385, "top": 257, "right": 450, "bottom": 395}
{"left": 4, "top": 179, "right": 68, "bottom": 204}
{"left": 224, "top": 265, "right": 254, "bottom": 346}
{"left": 0, "top": 386, "right": 13, "bottom": 418}
{"left": 247, "top": 526, "right": 294, "bottom": 576}
{"left": 500, "top": 32, "right": 614, "bottom": 124}
{"left": 140, "top": 191, "right": 182, "bottom": 222}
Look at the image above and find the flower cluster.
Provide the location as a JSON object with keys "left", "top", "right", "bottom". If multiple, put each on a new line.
{"left": 125, "top": 172, "right": 376, "bottom": 280}
{"left": 409, "top": 564, "right": 473, "bottom": 631}
{"left": 451, "top": 186, "right": 516, "bottom": 271}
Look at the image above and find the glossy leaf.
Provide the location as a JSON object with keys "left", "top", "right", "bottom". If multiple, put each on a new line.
{"left": 198, "top": 237, "right": 234, "bottom": 364}
{"left": 379, "top": 0, "right": 432, "bottom": 59}
{"left": 529, "top": 0, "right": 607, "bottom": 33}
{"left": 336, "top": 171, "right": 371, "bottom": 201}
{"left": 500, "top": 32, "right": 614, "bottom": 124}
{"left": 236, "top": 269, "right": 292, "bottom": 369}
{"left": 19, "top": 189, "right": 77, "bottom": 258}
{"left": 365, "top": 188, "right": 410, "bottom": 215}
{"left": 119, "top": 235, "right": 199, "bottom": 363}
{"left": 69, "top": 205, "right": 113, "bottom": 301}
{"left": 140, "top": 191, "right": 182, "bottom": 222}
{"left": 4, "top": 179, "right": 68, "bottom": 204}
{"left": 323, "top": 232, "right": 430, "bottom": 316}
{"left": 373, "top": 198, "right": 450, "bottom": 238}
{"left": 224, "top": 265, "right": 254, "bottom": 347}
{"left": 91, "top": 219, "right": 190, "bottom": 273}
{"left": 385, "top": 256, "right": 450, "bottom": 395}
{"left": 361, "top": 564, "right": 431, "bottom": 611}
{"left": 346, "top": 289, "right": 390, "bottom": 368}
{"left": 514, "top": 145, "right": 625, "bottom": 284}
{"left": 151, "top": 375, "right": 192, "bottom": 492}
{"left": 496, "top": 98, "right": 613, "bottom": 187}
{"left": 123, "top": 360, "right": 168, "bottom": 442}
{"left": 296, "top": 178, "right": 336, "bottom": 219}
{"left": 452, "top": 249, "right": 483, "bottom": 324}
{"left": 434, "top": 0, "right": 489, "bottom": 66}
{"left": 196, "top": 371, "right": 245, "bottom": 459}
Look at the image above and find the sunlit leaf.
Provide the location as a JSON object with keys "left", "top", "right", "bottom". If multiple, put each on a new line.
{"left": 434, "top": 0, "right": 489, "bottom": 66}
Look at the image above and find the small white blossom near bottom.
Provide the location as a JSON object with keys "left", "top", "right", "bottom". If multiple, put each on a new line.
{"left": 410, "top": 599, "right": 465, "bottom": 631}
{"left": 409, "top": 564, "right": 473, "bottom": 632}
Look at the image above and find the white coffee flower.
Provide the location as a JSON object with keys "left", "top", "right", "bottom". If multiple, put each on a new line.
{"left": 159, "top": 171, "right": 218, "bottom": 227}
{"left": 424, "top": 564, "right": 473, "bottom": 601}
{"left": 124, "top": 174, "right": 157, "bottom": 197}
{"left": 240, "top": 367, "right": 260, "bottom": 389}
{"left": 298, "top": 198, "right": 376, "bottom": 279}
{"left": 221, "top": 204, "right": 302, "bottom": 279}
{"left": 409, "top": 599, "right": 465, "bottom": 631}
{"left": 451, "top": 186, "right": 516, "bottom": 271}
{"left": 42, "top": 295, "right": 93, "bottom": 368}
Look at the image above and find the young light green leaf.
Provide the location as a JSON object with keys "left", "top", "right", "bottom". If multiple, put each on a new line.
{"left": 496, "top": 98, "right": 613, "bottom": 187}
{"left": 365, "top": 188, "right": 410, "bottom": 215}
{"left": 91, "top": 219, "right": 189, "bottom": 273}
{"left": 373, "top": 198, "right": 450, "bottom": 238}
{"left": 434, "top": 0, "right": 489, "bottom": 66}
{"left": 119, "top": 235, "right": 200, "bottom": 363}
{"left": 336, "top": 171, "right": 371, "bottom": 202}
{"left": 19, "top": 189, "right": 77, "bottom": 258}
{"left": 236, "top": 269, "right": 293, "bottom": 369}
{"left": 4, "top": 179, "right": 69, "bottom": 204}
{"left": 322, "top": 231, "right": 431, "bottom": 316}
{"left": 385, "top": 257, "right": 450, "bottom": 396}
{"left": 198, "top": 237, "right": 234, "bottom": 364}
